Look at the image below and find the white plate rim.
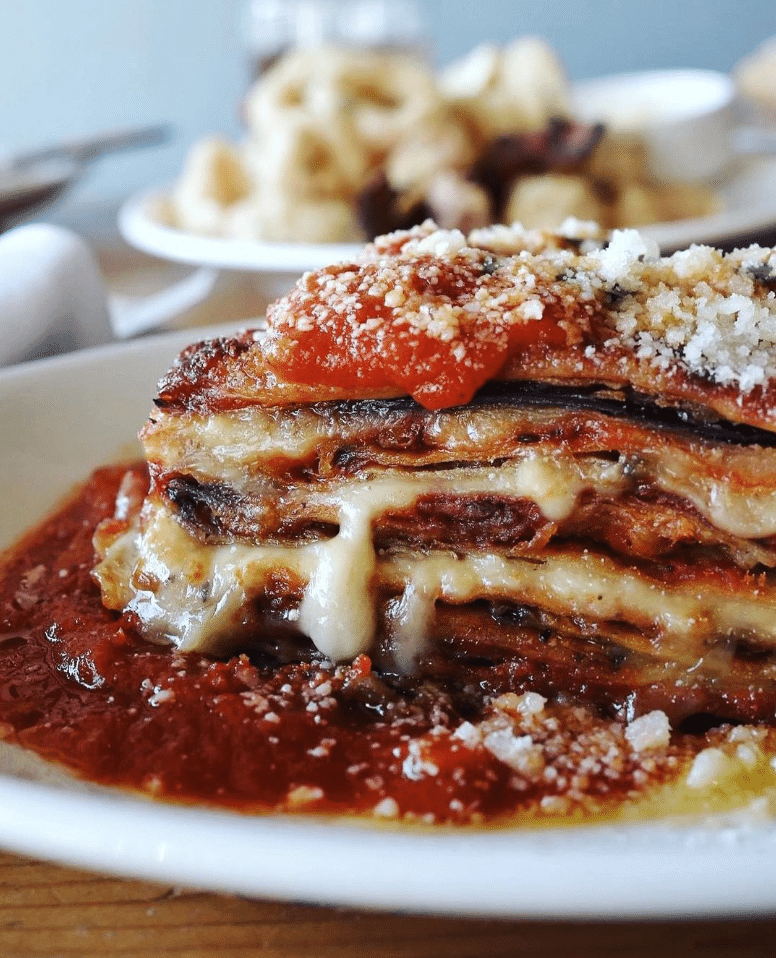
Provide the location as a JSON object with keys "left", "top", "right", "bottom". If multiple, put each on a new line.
{"left": 1, "top": 769, "right": 776, "bottom": 919}
{"left": 118, "top": 189, "right": 363, "bottom": 273}
{"left": 637, "top": 157, "right": 776, "bottom": 250}
{"left": 3, "top": 333, "right": 776, "bottom": 917}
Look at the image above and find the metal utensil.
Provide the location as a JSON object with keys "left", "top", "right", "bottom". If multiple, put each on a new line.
{"left": 0, "top": 123, "right": 172, "bottom": 226}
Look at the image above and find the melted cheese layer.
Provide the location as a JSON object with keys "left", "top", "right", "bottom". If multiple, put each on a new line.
{"left": 95, "top": 448, "right": 776, "bottom": 665}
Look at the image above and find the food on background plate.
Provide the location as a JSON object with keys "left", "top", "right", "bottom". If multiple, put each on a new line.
{"left": 734, "top": 35, "right": 776, "bottom": 117}
{"left": 5, "top": 219, "right": 776, "bottom": 823}
{"left": 155, "top": 39, "right": 717, "bottom": 245}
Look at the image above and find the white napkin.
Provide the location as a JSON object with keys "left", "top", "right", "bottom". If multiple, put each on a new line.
{"left": 0, "top": 223, "right": 112, "bottom": 366}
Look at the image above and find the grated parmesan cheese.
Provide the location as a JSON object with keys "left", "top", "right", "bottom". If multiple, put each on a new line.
{"left": 266, "top": 220, "right": 776, "bottom": 401}
{"left": 625, "top": 710, "right": 671, "bottom": 752}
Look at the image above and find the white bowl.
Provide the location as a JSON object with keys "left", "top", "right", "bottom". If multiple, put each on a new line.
{"left": 574, "top": 68, "right": 737, "bottom": 183}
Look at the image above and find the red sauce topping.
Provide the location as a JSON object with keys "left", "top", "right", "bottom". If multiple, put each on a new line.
{"left": 0, "top": 467, "right": 708, "bottom": 822}
{"left": 264, "top": 249, "right": 573, "bottom": 410}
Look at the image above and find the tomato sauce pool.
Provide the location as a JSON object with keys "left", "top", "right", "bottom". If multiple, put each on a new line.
{"left": 0, "top": 465, "right": 695, "bottom": 823}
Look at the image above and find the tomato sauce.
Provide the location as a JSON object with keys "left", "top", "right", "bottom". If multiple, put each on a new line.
{"left": 0, "top": 466, "right": 699, "bottom": 822}
{"left": 264, "top": 253, "right": 575, "bottom": 410}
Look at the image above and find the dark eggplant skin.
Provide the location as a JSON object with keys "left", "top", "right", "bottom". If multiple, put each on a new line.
{"left": 313, "top": 380, "right": 776, "bottom": 449}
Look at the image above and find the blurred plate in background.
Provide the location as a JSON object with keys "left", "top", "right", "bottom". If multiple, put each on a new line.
{"left": 120, "top": 158, "right": 776, "bottom": 274}
{"left": 119, "top": 188, "right": 362, "bottom": 273}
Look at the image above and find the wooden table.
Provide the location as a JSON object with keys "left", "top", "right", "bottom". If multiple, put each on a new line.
{"left": 1, "top": 850, "right": 776, "bottom": 958}
{"left": 3, "top": 211, "right": 776, "bottom": 957}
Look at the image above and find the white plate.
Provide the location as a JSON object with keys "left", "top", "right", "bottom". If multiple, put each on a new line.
{"left": 118, "top": 191, "right": 363, "bottom": 274}
{"left": 119, "top": 160, "right": 776, "bottom": 275}
{"left": 638, "top": 157, "right": 776, "bottom": 250}
{"left": 4, "top": 334, "right": 776, "bottom": 917}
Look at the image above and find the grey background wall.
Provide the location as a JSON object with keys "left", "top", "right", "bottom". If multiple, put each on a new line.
{"left": 1, "top": 0, "right": 774, "bottom": 208}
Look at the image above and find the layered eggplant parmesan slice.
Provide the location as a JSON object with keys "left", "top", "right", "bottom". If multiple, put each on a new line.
{"left": 94, "top": 220, "right": 776, "bottom": 728}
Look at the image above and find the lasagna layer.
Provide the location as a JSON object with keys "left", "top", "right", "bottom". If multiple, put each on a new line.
{"left": 140, "top": 393, "right": 776, "bottom": 548}
{"left": 94, "top": 221, "right": 776, "bottom": 728}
